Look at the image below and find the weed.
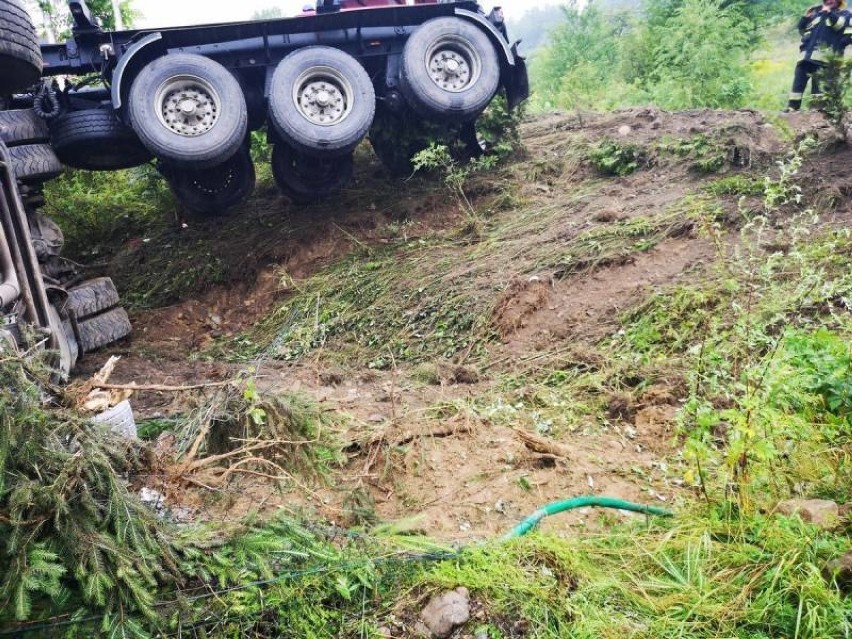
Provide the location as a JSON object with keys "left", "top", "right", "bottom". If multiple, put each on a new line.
{"left": 588, "top": 139, "right": 645, "bottom": 176}
{"left": 659, "top": 134, "right": 728, "bottom": 173}
{"left": 816, "top": 54, "right": 852, "bottom": 142}
{"left": 704, "top": 174, "right": 764, "bottom": 197}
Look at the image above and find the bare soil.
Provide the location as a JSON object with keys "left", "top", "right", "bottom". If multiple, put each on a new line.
{"left": 74, "top": 108, "right": 847, "bottom": 540}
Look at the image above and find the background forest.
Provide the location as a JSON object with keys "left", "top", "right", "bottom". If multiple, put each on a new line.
{"left": 519, "top": 0, "right": 816, "bottom": 112}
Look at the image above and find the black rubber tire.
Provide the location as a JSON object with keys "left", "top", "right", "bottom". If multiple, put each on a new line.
{"left": 271, "top": 143, "right": 353, "bottom": 204}
{"left": 268, "top": 46, "right": 375, "bottom": 157}
{"left": 77, "top": 307, "right": 132, "bottom": 353}
{"left": 161, "top": 144, "right": 256, "bottom": 217}
{"left": 8, "top": 144, "right": 62, "bottom": 184}
{"left": 399, "top": 17, "right": 501, "bottom": 122}
{"left": 0, "top": 108, "right": 49, "bottom": 146}
{"left": 0, "top": 0, "right": 42, "bottom": 94}
{"left": 128, "top": 53, "right": 248, "bottom": 169}
{"left": 368, "top": 108, "right": 437, "bottom": 178}
{"left": 50, "top": 109, "right": 152, "bottom": 171}
{"left": 66, "top": 277, "right": 121, "bottom": 320}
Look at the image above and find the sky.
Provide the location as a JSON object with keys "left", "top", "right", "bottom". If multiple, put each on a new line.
{"left": 132, "top": 0, "right": 563, "bottom": 28}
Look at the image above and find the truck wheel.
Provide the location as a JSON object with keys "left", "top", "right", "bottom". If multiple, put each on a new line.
{"left": 0, "top": 0, "right": 42, "bottom": 94}
{"left": 50, "top": 109, "right": 152, "bottom": 171}
{"left": 66, "top": 277, "right": 121, "bottom": 320}
{"left": 128, "top": 53, "right": 248, "bottom": 169}
{"left": 160, "top": 144, "right": 256, "bottom": 217}
{"left": 8, "top": 144, "right": 62, "bottom": 184}
{"left": 0, "top": 109, "right": 49, "bottom": 146}
{"left": 271, "top": 143, "right": 353, "bottom": 204}
{"left": 77, "top": 307, "right": 132, "bottom": 353}
{"left": 399, "top": 17, "right": 500, "bottom": 122}
{"left": 268, "top": 46, "right": 375, "bottom": 157}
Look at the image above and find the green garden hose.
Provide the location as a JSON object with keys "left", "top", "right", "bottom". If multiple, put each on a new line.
{"left": 504, "top": 496, "right": 674, "bottom": 539}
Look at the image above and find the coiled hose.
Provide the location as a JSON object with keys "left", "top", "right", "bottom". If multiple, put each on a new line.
{"left": 33, "top": 83, "right": 62, "bottom": 121}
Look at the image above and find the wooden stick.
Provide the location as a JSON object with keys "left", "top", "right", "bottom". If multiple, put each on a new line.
{"left": 95, "top": 381, "right": 234, "bottom": 392}
{"left": 393, "top": 422, "right": 474, "bottom": 447}
{"left": 512, "top": 428, "right": 572, "bottom": 458}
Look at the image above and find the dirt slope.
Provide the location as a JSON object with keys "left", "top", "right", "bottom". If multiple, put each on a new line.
{"left": 74, "top": 107, "right": 848, "bottom": 539}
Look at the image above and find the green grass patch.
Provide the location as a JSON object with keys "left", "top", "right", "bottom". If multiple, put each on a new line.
{"left": 44, "top": 165, "right": 174, "bottom": 262}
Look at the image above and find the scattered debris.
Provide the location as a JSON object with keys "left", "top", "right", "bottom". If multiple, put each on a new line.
{"left": 77, "top": 355, "right": 132, "bottom": 413}
{"left": 92, "top": 399, "right": 137, "bottom": 439}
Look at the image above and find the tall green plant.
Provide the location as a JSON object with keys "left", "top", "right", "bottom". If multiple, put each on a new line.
{"left": 645, "top": 0, "right": 752, "bottom": 108}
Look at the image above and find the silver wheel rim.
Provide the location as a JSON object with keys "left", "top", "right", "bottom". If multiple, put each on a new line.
{"left": 155, "top": 74, "right": 221, "bottom": 137}
{"left": 424, "top": 35, "right": 481, "bottom": 93}
{"left": 292, "top": 65, "right": 353, "bottom": 127}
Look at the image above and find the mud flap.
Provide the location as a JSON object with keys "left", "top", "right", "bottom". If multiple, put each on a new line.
{"left": 506, "top": 43, "right": 529, "bottom": 111}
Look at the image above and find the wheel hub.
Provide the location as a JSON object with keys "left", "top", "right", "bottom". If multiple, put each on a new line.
{"left": 155, "top": 75, "right": 221, "bottom": 137}
{"left": 293, "top": 67, "right": 353, "bottom": 127}
{"left": 429, "top": 50, "right": 471, "bottom": 90}
{"left": 424, "top": 35, "right": 482, "bottom": 94}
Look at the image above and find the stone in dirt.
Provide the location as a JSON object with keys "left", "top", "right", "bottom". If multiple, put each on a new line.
{"left": 417, "top": 587, "right": 471, "bottom": 638}
{"left": 776, "top": 499, "right": 839, "bottom": 529}
{"left": 823, "top": 551, "right": 852, "bottom": 593}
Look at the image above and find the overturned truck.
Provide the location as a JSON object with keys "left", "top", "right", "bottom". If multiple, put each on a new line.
{"left": 0, "top": 0, "right": 527, "bottom": 374}
{"left": 29, "top": 0, "right": 528, "bottom": 210}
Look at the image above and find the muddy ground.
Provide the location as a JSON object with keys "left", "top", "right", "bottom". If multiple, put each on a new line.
{"left": 74, "top": 107, "right": 851, "bottom": 540}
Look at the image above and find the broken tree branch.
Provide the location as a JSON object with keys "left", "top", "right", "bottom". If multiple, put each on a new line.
{"left": 512, "top": 428, "right": 572, "bottom": 458}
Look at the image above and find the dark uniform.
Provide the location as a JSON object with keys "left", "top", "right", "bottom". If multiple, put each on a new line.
{"left": 788, "top": 0, "right": 848, "bottom": 110}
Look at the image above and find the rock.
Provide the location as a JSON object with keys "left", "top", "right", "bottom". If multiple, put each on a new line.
{"left": 823, "top": 551, "right": 852, "bottom": 593}
{"left": 617, "top": 124, "right": 632, "bottom": 136}
{"left": 776, "top": 499, "right": 839, "bottom": 529}
{"left": 419, "top": 587, "right": 471, "bottom": 638}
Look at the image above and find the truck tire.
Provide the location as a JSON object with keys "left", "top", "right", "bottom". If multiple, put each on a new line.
{"left": 399, "top": 17, "right": 500, "bottom": 122}
{"left": 0, "top": 0, "right": 42, "bottom": 94}
{"left": 128, "top": 53, "right": 248, "bottom": 169}
{"left": 8, "top": 144, "right": 62, "bottom": 184}
{"left": 50, "top": 109, "right": 152, "bottom": 171}
{"left": 0, "top": 108, "right": 49, "bottom": 146}
{"left": 271, "top": 143, "right": 353, "bottom": 204}
{"left": 66, "top": 277, "right": 121, "bottom": 320}
{"left": 77, "top": 307, "right": 132, "bottom": 353}
{"left": 268, "top": 46, "right": 375, "bottom": 157}
{"left": 160, "top": 144, "right": 256, "bottom": 217}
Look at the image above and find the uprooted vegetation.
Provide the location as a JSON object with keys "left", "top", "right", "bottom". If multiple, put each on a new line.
{"left": 3, "top": 109, "right": 852, "bottom": 636}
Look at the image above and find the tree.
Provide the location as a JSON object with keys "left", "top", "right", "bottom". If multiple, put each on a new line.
{"left": 34, "top": 0, "right": 135, "bottom": 42}
{"left": 530, "top": 2, "right": 639, "bottom": 110}
{"left": 645, "top": 0, "right": 752, "bottom": 108}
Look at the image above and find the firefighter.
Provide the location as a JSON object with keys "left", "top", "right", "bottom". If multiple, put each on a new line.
{"left": 786, "top": 0, "right": 848, "bottom": 111}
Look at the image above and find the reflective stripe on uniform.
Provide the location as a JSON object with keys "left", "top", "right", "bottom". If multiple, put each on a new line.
{"left": 789, "top": 92, "right": 804, "bottom": 99}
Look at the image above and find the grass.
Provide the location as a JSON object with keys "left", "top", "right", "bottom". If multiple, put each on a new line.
{"left": 413, "top": 508, "right": 850, "bottom": 639}
{"left": 12, "top": 69, "right": 852, "bottom": 638}
{"left": 219, "top": 175, "right": 704, "bottom": 368}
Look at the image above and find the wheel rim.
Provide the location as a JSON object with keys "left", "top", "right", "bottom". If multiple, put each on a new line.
{"left": 291, "top": 66, "right": 353, "bottom": 127}
{"left": 155, "top": 74, "right": 221, "bottom": 137}
{"left": 424, "top": 35, "right": 481, "bottom": 93}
